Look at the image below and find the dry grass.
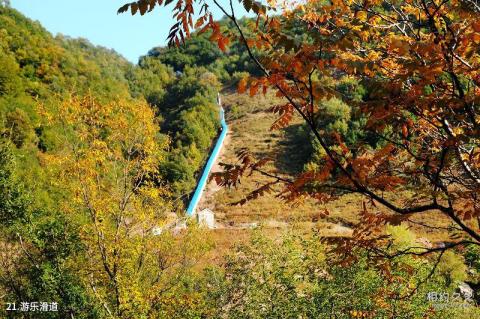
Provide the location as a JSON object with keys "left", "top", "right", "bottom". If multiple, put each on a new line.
{"left": 198, "top": 90, "right": 453, "bottom": 257}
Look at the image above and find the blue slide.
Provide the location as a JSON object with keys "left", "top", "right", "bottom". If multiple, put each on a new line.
{"left": 186, "top": 101, "right": 228, "bottom": 216}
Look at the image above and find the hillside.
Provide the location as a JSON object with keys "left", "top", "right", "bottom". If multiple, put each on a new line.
{"left": 0, "top": 5, "right": 454, "bottom": 250}
{"left": 197, "top": 90, "right": 457, "bottom": 258}
{"left": 0, "top": 8, "right": 240, "bottom": 317}
{"left": 1, "top": 3, "right": 480, "bottom": 318}
{"left": 0, "top": 6, "right": 224, "bottom": 209}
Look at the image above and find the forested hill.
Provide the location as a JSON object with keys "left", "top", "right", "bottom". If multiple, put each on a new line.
{"left": 0, "top": 7, "right": 131, "bottom": 99}
{"left": 2, "top": 4, "right": 480, "bottom": 319}
{"left": 0, "top": 8, "right": 249, "bottom": 315}
{"left": 0, "top": 6, "right": 249, "bottom": 205}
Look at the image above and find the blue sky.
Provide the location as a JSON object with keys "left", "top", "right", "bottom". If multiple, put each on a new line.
{"left": 11, "top": 1, "right": 245, "bottom": 63}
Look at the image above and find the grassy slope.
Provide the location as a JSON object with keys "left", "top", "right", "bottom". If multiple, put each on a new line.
{"left": 199, "top": 90, "right": 454, "bottom": 258}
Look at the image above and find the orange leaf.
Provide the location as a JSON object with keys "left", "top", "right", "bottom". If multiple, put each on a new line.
{"left": 238, "top": 77, "right": 248, "bottom": 94}
{"left": 473, "top": 33, "right": 480, "bottom": 44}
{"left": 473, "top": 21, "right": 480, "bottom": 32}
{"left": 249, "top": 81, "right": 259, "bottom": 96}
{"left": 195, "top": 16, "right": 204, "bottom": 28}
{"left": 218, "top": 37, "right": 229, "bottom": 52}
{"left": 402, "top": 124, "right": 408, "bottom": 138}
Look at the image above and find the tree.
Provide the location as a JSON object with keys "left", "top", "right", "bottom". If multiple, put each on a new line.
{"left": 0, "top": 140, "right": 100, "bottom": 319}
{"left": 0, "top": 53, "right": 21, "bottom": 96}
{"left": 147, "top": 36, "right": 223, "bottom": 72}
{"left": 205, "top": 230, "right": 478, "bottom": 318}
{"left": 156, "top": 66, "right": 221, "bottom": 197}
{"left": 39, "top": 95, "right": 211, "bottom": 318}
{"left": 0, "top": 7, "right": 226, "bottom": 318}
{"left": 118, "top": 0, "right": 480, "bottom": 258}
{"left": 2, "top": 108, "right": 33, "bottom": 148}
{"left": 0, "top": 141, "right": 29, "bottom": 224}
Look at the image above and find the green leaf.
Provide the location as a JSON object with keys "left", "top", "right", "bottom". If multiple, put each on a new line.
{"left": 117, "top": 3, "right": 130, "bottom": 14}
{"left": 243, "top": 0, "right": 252, "bottom": 12}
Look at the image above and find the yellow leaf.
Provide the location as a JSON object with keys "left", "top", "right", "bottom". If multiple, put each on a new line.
{"left": 357, "top": 11, "right": 367, "bottom": 22}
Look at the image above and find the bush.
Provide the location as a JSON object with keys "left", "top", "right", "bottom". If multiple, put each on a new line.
{"left": 203, "top": 231, "right": 477, "bottom": 319}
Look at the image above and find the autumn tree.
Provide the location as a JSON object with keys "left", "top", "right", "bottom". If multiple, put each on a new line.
{"left": 39, "top": 95, "right": 211, "bottom": 318}
{"left": 0, "top": 6, "right": 229, "bottom": 317}
{"left": 119, "top": 0, "right": 480, "bottom": 258}
{"left": 203, "top": 228, "right": 480, "bottom": 318}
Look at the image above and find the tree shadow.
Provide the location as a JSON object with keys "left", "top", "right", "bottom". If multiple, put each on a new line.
{"left": 274, "top": 123, "right": 312, "bottom": 175}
